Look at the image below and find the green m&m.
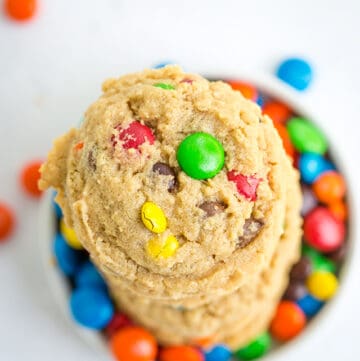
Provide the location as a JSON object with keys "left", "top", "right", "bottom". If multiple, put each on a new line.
{"left": 287, "top": 117, "right": 328, "bottom": 155}
{"left": 176, "top": 132, "right": 225, "bottom": 180}
{"left": 302, "top": 244, "right": 336, "bottom": 273}
{"left": 153, "top": 83, "right": 175, "bottom": 90}
{"left": 234, "top": 332, "right": 271, "bottom": 360}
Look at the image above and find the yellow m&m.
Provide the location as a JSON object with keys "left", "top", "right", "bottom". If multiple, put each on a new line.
{"left": 147, "top": 235, "right": 179, "bottom": 259}
{"left": 306, "top": 271, "right": 338, "bottom": 301}
{"left": 60, "top": 219, "right": 83, "bottom": 250}
{"left": 141, "top": 202, "right": 167, "bottom": 234}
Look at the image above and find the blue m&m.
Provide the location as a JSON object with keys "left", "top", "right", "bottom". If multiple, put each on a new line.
{"left": 276, "top": 57, "right": 313, "bottom": 91}
{"left": 70, "top": 287, "right": 114, "bottom": 330}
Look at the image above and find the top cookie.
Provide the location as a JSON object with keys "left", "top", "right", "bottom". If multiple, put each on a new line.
{"left": 40, "top": 66, "right": 290, "bottom": 301}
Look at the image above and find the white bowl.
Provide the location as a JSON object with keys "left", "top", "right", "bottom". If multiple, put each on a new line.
{"left": 38, "top": 71, "right": 355, "bottom": 361}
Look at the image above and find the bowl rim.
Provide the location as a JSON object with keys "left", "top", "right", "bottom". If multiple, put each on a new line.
{"left": 38, "top": 71, "right": 357, "bottom": 360}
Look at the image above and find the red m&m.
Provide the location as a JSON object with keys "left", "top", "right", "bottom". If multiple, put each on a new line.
{"left": 227, "top": 171, "right": 260, "bottom": 201}
{"left": 113, "top": 121, "right": 155, "bottom": 150}
{"left": 304, "top": 207, "right": 345, "bottom": 253}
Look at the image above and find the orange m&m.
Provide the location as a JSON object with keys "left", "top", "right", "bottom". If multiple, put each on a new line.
{"left": 227, "top": 80, "right": 258, "bottom": 102}
{"left": 263, "top": 101, "right": 291, "bottom": 124}
{"left": 270, "top": 301, "right": 306, "bottom": 341}
{"left": 312, "top": 171, "right": 346, "bottom": 204}
{"left": 20, "top": 160, "right": 43, "bottom": 197}
{"left": 0, "top": 203, "right": 15, "bottom": 241}
{"left": 329, "top": 200, "right": 348, "bottom": 221}
{"left": 160, "top": 345, "right": 204, "bottom": 361}
{"left": 5, "top": 0, "right": 37, "bottom": 21}
{"left": 273, "top": 121, "right": 295, "bottom": 159}
{"left": 111, "top": 326, "right": 157, "bottom": 361}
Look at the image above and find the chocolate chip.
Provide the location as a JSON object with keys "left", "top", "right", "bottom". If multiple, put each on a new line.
{"left": 327, "top": 242, "right": 347, "bottom": 263}
{"left": 152, "top": 162, "right": 177, "bottom": 192}
{"left": 237, "top": 218, "right": 264, "bottom": 248}
{"left": 199, "top": 201, "right": 226, "bottom": 217}
{"left": 290, "top": 256, "right": 312, "bottom": 281}
{"left": 88, "top": 150, "right": 96, "bottom": 171}
{"left": 283, "top": 282, "right": 307, "bottom": 301}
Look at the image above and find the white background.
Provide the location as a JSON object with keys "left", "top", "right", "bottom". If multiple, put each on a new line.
{"left": 1, "top": 0, "right": 360, "bottom": 360}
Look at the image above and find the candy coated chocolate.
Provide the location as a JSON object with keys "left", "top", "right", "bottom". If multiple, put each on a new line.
{"left": 276, "top": 58, "right": 313, "bottom": 91}
{"left": 70, "top": 287, "right": 114, "bottom": 329}
{"left": 287, "top": 117, "right": 327, "bottom": 155}
{"left": 177, "top": 132, "right": 225, "bottom": 180}
{"left": 235, "top": 333, "right": 271, "bottom": 360}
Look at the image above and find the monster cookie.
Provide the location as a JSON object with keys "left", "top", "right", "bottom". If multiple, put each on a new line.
{"left": 40, "top": 66, "right": 292, "bottom": 304}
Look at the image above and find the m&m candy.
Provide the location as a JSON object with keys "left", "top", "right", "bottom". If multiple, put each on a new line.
{"left": 160, "top": 345, "right": 204, "bottom": 361}
{"left": 75, "top": 261, "right": 107, "bottom": 290}
{"left": 53, "top": 233, "right": 83, "bottom": 276}
{"left": 283, "top": 282, "right": 307, "bottom": 302}
{"left": 290, "top": 256, "right": 312, "bottom": 281}
{"left": 227, "top": 81, "right": 258, "bottom": 102}
{"left": 263, "top": 101, "right": 291, "bottom": 124}
{"left": 312, "top": 171, "right": 346, "bottom": 204}
{"left": 60, "top": 219, "right": 83, "bottom": 250}
{"left": 20, "top": 160, "right": 43, "bottom": 197}
{"left": 306, "top": 271, "right": 338, "bottom": 301}
{"left": 147, "top": 235, "right": 179, "bottom": 259}
{"left": 141, "top": 201, "right": 167, "bottom": 234}
{"left": 302, "top": 246, "right": 336, "bottom": 273}
{"left": 177, "top": 132, "right": 225, "bottom": 180}
{"left": 273, "top": 121, "right": 295, "bottom": 158}
{"left": 70, "top": 287, "right": 114, "bottom": 330}
{"left": 276, "top": 57, "right": 313, "bottom": 91}
{"left": 153, "top": 62, "right": 173, "bottom": 69}
{"left": 113, "top": 121, "right": 155, "bottom": 150}
{"left": 227, "top": 171, "right": 260, "bottom": 201}
{"left": 298, "top": 153, "right": 333, "bottom": 184}
{"left": 235, "top": 333, "right": 271, "bottom": 360}
{"left": 270, "top": 301, "right": 306, "bottom": 341}
{"left": 105, "top": 313, "right": 133, "bottom": 338}
{"left": 304, "top": 207, "right": 345, "bottom": 252}
{"left": 5, "top": 0, "right": 37, "bottom": 21}
{"left": 287, "top": 118, "right": 327, "bottom": 155}
{"left": 154, "top": 83, "right": 175, "bottom": 90}
{"left": 301, "top": 186, "right": 317, "bottom": 215}
{"left": 204, "top": 344, "right": 232, "bottom": 361}
{"left": 297, "top": 294, "right": 324, "bottom": 318}
{"left": 111, "top": 326, "right": 158, "bottom": 361}
{"left": 0, "top": 202, "right": 15, "bottom": 241}
{"left": 329, "top": 200, "right": 348, "bottom": 221}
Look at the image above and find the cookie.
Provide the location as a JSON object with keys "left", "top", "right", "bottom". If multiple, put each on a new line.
{"left": 40, "top": 66, "right": 290, "bottom": 302}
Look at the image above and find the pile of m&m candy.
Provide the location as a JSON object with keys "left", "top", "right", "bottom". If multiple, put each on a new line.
{"left": 47, "top": 59, "right": 349, "bottom": 361}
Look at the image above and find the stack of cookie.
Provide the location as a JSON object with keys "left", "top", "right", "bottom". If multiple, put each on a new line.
{"left": 40, "top": 66, "right": 302, "bottom": 348}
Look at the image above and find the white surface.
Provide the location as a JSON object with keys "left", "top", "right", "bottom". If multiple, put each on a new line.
{"left": 0, "top": 0, "right": 359, "bottom": 360}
